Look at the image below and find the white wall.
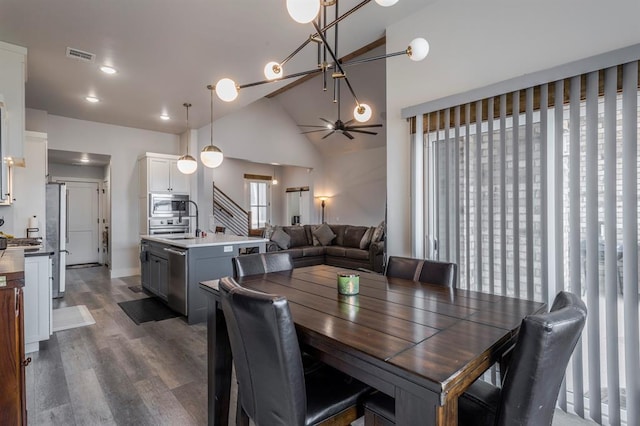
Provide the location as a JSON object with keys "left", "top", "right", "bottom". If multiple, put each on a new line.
{"left": 46, "top": 115, "right": 179, "bottom": 277}
{"left": 195, "top": 96, "right": 325, "bottom": 229}
{"left": 386, "top": 0, "right": 640, "bottom": 256}
{"left": 321, "top": 146, "right": 386, "bottom": 226}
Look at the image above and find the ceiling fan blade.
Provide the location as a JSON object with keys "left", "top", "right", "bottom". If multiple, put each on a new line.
{"left": 298, "top": 124, "right": 329, "bottom": 128}
{"left": 301, "top": 129, "right": 331, "bottom": 134}
{"left": 347, "top": 123, "right": 383, "bottom": 129}
{"left": 344, "top": 119, "right": 355, "bottom": 126}
{"left": 343, "top": 131, "right": 355, "bottom": 140}
{"left": 348, "top": 129, "right": 378, "bottom": 135}
{"left": 319, "top": 118, "right": 334, "bottom": 126}
{"left": 321, "top": 131, "right": 336, "bottom": 140}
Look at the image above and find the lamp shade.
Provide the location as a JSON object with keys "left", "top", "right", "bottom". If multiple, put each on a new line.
{"left": 201, "top": 145, "right": 224, "bottom": 168}
{"left": 353, "top": 104, "right": 372, "bottom": 123}
{"left": 374, "top": 0, "right": 399, "bottom": 6}
{"left": 215, "top": 78, "right": 239, "bottom": 102}
{"left": 177, "top": 154, "right": 198, "bottom": 174}
{"left": 286, "top": 0, "right": 320, "bottom": 23}
{"left": 408, "top": 38, "right": 430, "bottom": 62}
{"left": 264, "top": 61, "right": 283, "bottom": 80}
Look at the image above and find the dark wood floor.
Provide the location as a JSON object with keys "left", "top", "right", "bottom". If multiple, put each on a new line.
{"left": 26, "top": 266, "right": 215, "bottom": 425}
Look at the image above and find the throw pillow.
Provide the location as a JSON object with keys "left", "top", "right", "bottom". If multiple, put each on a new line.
{"left": 372, "top": 220, "right": 385, "bottom": 243}
{"left": 285, "top": 226, "right": 308, "bottom": 248}
{"left": 263, "top": 223, "right": 275, "bottom": 239}
{"left": 313, "top": 223, "right": 336, "bottom": 246}
{"left": 343, "top": 226, "right": 368, "bottom": 248}
{"left": 271, "top": 228, "right": 291, "bottom": 250}
{"left": 311, "top": 225, "right": 321, "bottom": 246}
{"left": 359, "top": 227, "right": 374, "bottom": 250}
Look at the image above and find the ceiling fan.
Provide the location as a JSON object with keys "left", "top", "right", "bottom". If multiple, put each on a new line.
{"left": 298, "top": 80, "right": 383, "bottom": 140}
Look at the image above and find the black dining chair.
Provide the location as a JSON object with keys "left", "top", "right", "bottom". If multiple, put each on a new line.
{"left": 384, "top": 256, "right": 423, "bottom": 281}
{"left": 232, "top": 252, "right": 294, "bottom": 277}
{"left": 363, "top": 291, "right": 587, "bottom": 426}
{"left": 219, "top": 277, "right": 370, "bottom": 426}
{"left": 417, "top": 260, "right": 457, "bottom": 287}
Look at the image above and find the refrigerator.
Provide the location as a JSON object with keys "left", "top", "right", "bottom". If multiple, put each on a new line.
{"left": 46, "top": 182, "right": 67, "bottom": 298}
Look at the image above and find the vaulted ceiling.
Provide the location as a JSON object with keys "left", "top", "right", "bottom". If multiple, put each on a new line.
{"left": 0, "top": 0, "right": 430, "bottom": 153}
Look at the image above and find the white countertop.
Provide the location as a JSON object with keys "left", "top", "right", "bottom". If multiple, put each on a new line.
{"left": 141, "top": 234, "right": 268, "bottom": 249}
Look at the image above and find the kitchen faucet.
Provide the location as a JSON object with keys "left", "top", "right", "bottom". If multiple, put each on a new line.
{"left": 178, "top": 200, "right": 200, "bottom": 237}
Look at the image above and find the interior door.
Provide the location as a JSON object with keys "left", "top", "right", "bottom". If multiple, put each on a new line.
{"left": 66, "top": 181, "right": 99, "bottom": 265}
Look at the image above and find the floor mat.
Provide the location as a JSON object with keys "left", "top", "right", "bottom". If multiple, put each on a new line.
{"left": 118, "top": 297, "right": 179, "bottom": 325}
{"left": 52, "top": 305, "right": 96, "bottom": 332}
{"left": 128, "top": 285, "right": 144, "bottom": 293}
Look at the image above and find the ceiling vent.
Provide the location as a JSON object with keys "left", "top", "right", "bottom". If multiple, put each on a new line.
{"left": 66, "top": 47, "right": 95, "bottom": 63}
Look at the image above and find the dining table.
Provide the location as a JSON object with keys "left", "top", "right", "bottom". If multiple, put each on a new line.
{"left": 199, "top": 264, "right": 546, "bottom": 426}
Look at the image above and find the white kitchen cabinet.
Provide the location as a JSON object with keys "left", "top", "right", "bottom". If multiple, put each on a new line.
{"left": 23, "top": 254, "right": 52, "bottom": 353}
{"left": 139, "top": 154, "right": 189, "bottom": 194}
{"left": 0, "top": 41, "right": 26, "bottom": 162}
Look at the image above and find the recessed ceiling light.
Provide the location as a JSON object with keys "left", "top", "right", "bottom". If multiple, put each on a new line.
{"left": 85, "top": 96, "right": 100, "bottom": 103}
{"left": 99, "top": 65, "right": 117, "bottom": 74}
{"left": 160, "top": 114, "right": 170, "bottom": 121}
{"left": 80, "top": 158, "right": 90, "bottom": 163}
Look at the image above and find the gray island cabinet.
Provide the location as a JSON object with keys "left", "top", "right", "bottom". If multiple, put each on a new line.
{"left": 140, "top": 234, "right": 267, "bottom": 324}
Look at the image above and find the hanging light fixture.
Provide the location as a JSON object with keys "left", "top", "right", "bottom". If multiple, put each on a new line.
{"left": 272, "top": 166, "right": 279, "bottom": 185}
{"left": 210, "top": 0, "right": 430, "bottom": 127}
{"left": 201, "top": 86, "right": 225, "bottom": 168}
{"left": 177, "top": 103, "right": 198, "bottom": 175}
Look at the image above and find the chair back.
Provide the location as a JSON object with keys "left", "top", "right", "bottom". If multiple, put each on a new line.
{"left": 233, "top": 252, "right": 294, "bottom": 278}
{"left": 385, "top": 256, "right": 423, "bottom": 281}
{"left": 496, "top": 291, "right": 587, "bottom": 426}
{"left": 220, "top": 278, "right": 306, "bottom": 426}
{"left": 418, "top": 260, "right": 457, "bottom": 287}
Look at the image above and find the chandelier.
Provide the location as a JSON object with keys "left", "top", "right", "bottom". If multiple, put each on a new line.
{"left": 207, "top": 0, "right": 429, "bottom": 125}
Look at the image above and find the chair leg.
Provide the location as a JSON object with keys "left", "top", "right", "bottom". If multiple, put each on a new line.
{"left": 236, "top": 402, "right": 250, "bottom": 426}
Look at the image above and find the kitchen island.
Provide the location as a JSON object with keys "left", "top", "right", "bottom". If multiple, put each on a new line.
{"left": 140, "top": 234, "right": 267, "bottom": 324}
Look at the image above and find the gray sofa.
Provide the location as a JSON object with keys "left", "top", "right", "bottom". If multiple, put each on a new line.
{"left": 266, "top": 224, "right": 385, "bottom": 273}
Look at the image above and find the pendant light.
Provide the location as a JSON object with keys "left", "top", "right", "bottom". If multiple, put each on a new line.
{"left": 201, "top": 86, "right": 225, "bottom": 168}
{"left": 272, "top": 167, "right": 278, "bottom": 185}
{"left": 177, "top": 103, "right": 198, "bottom": 175}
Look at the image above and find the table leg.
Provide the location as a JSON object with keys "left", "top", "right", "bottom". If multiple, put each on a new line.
{"left": 208, "top": 298, "right": 232, "bottom": 425}
{"left": 395, "top": 388, "right": 456, "bottom": 426}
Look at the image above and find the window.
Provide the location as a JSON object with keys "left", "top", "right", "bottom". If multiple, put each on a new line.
{"left": 248, "top": 180, "right": 270, "bottom": 229}
{"left": 410, "top": 61, "right": 640, "bottom": 425}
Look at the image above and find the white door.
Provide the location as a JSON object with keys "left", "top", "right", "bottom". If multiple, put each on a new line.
{"left": 66, "top": 181, "right": 100, "bottom": 265}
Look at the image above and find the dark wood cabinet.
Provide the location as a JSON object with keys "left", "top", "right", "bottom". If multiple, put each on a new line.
{"left": 0, "top": 250, "right": 27, "bottom": 425}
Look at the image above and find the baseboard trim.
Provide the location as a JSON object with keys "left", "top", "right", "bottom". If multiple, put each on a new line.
{"left": 110, "top": 267, "right": 140, "bottom": 278}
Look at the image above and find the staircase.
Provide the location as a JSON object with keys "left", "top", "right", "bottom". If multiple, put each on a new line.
{"left": 212, "top": 183, "right": 250, "bottom": 236}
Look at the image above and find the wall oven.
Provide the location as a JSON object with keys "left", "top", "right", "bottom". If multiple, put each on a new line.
{"left": 148, "top": 218, "right": 189, "bottom": 235}
{"left": 150, "top": 193, "right": 189, "bottom": 218}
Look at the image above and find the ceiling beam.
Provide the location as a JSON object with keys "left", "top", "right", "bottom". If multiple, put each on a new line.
{"left": 265, "top": 36, "right": 386, "bottom": 99}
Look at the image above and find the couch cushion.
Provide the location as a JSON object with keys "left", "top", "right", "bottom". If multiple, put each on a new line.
{"left": 310, "top": 225, "right": 321, "bottom": 246}
{"left": 344, "top": 248, "right": 369, "bottom": 260}
{"left": 360, "top": 227, "right": 374, "bottom": 250}
{"left": 302, "top": 246, "right": 325, "bottom": 257}
{"left": 313, "top": 223, "right": 336, "bottom": 246}
{"left": 271, "top": 228, "right": 291, "bottom": 250}
{"left": 328, "top": 224, "right": 347, "bottom": 246}
{"left": 284, "top": 226, "right": 308, "bottom": 248}
{"left": 304, "top": 225, "right": 314, "bottom": 246}
{"left": 285, "top": 248, "right": 304, "bottom": 259}
{"left": 325, "top": 246, "right": 346, "bottom": 257}
{"left": 343, "top": 226, "right": 368, "bottom": 248}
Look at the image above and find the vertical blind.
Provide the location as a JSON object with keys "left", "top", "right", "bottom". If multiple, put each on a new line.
{"left": 411, "top": 62, "right": 640, "bottom": 425}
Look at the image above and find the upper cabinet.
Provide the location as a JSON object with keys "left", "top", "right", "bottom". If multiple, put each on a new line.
{"left": 0, "top": 42, "right": 27, "bottom": 205}
{"left": 0, "top": 42, "right": 26, "bottom": 162}
{"left": 139, "top": 153, "right": 190, "bottom": 195}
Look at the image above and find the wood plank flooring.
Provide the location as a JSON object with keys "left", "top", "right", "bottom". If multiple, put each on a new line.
{"left": 25, "top": 266, "right": 222, "bottom": 425}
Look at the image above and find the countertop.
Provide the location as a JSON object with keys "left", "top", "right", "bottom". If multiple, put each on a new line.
{"left": 0, "top": 249, "right": 25, "bottom": 283}
{"left": 141, "top": 234, "right": 268, "bottom": 249}
{"left": 6, "top": 246, "right": 54, "bottom": 257}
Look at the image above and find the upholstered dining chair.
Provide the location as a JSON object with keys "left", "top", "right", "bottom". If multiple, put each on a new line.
{"left": 232, "top": 252, "right": 294, "bottom": 277}
{"left": 417, "top": 260, "right": 457, "bottom": 287}
{"left": 384, "top": 256, "right": 423, "bottom": 281}
{"left": 219, "top": 277, "right": 371, "bottom": 426}
{"left": 363, "top": 291, "right": 587, "bottom": 426}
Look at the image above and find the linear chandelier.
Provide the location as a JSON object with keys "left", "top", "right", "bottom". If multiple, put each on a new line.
{"left": 206, "top": 0, "right": 429, "bottom": 125}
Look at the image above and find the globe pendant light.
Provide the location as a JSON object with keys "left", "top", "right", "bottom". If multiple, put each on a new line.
{"left": 201, "top": 86, "right": 225, "bottom": 168}
{"left": 353, "top": 103, "right": 372, "bottom": 123}
{"left": 177, "top": 103, "right": 198, "bottom": 175}
{"left": 286, "top": 0, "right": 320, "bottom": 24}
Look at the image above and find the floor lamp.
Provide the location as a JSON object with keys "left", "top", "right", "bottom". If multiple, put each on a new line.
{"left": 317, "top": 196, "right": 330, "bottom": 223}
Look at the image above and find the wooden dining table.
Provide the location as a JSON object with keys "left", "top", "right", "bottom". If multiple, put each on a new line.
{"left": 199, "top": 264, "right": 546, "bottom": 426}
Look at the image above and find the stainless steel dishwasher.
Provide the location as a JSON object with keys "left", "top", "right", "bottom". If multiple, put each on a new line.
{"left": 164, "top": 246, "right": 188, "bottom": 316}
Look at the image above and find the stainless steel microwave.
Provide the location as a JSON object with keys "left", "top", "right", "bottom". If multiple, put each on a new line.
{"left": 149, "top": 193, "right": 189, "bottom": 217}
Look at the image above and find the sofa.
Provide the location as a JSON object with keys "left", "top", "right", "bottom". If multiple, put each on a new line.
{"left": 266, "top": 223, "right": 385, "bottom": 273}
